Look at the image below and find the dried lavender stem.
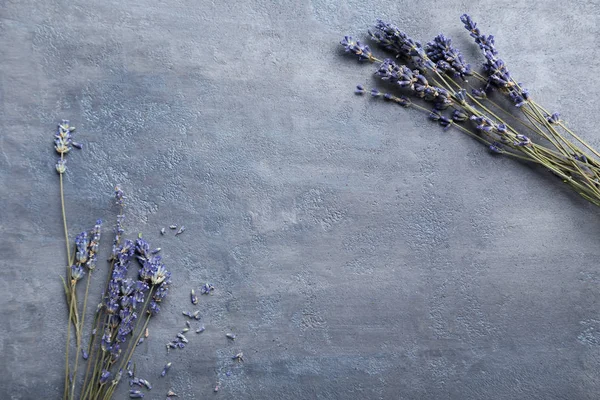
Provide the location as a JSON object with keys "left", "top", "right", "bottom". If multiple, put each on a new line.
{"left": 60, "top": 152, "right": 73, "bottom": 400}
{"left": 63, "top": 282, "right": 77, "bottom": 400}
{"left": 59, "top": 156, "right": 71, "bottom": 264}
{"left": 71, "top": 271, "right": 93, "bottom": 400}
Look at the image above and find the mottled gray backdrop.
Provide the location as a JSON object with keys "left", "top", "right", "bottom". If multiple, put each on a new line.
{"left": 2, "top": 0, "right": 600, "bottom": 399}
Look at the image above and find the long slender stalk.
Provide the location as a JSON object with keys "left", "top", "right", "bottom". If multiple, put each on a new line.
{"left": 63, "top": 282, "right": 76, "bottom": 400}
{"left": 70, "top": 271, "right": 93, "bottom": 400}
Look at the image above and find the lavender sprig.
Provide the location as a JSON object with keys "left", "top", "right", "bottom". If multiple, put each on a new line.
{"left": 425, "top": 34, "right": 472, "bottom": 79}
{"left": 460, "top": 14, "right": 529, "bottom": 107}
{"left": 340, "top": 36, "right": 377, "bottom": 62}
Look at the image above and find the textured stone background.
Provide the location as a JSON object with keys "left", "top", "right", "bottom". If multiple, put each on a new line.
{"left": 2, "top": 0, "right": 600, "bottom": 399}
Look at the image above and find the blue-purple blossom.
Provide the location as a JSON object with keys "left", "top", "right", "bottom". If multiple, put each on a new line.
{"left": 460, "top": 14, "right": 529, "bottom": 107}
{"left": 547, "top": 112, "right": 560, "bottom": 124}
{"left": 340, "top": 36, "right": 376, "bottom": 62}
{"left": 71, "top": 265, "right": 85, "bottom": 282}
{"left": 355, "top": 84, "right": 365, "bottom": 95}
{"left": 99, "top": 369, "right": 111, "bottom": 384}
{"left": 426, "top": 34, "right": 472, "bottom": 79}
{"left": 54, "top": 120, "right": 76, "bottom": 155}
{"left": 489, "top": 142, "right": 502, "bottom": 153}
{"left": 75, "top": 231, "right": 90, "bottom": 264}
{"left": 56, "top": 159, "right": 67, "bottom": 174}
{"left": 161, "top": 362, "right": 172, "bottom": 377}
{"left": 54, "top": 120, "right": 80, "bottom": 174}
{"left": 375, "top": 59, "right": 451, "bottom": 109}
{"left": 129, "top": 390, "right": 144, "bottom": 398}
{"left": 368, "top": 20, "right": 434, "bottom": 70}
{"left": 452, "top": 110, "right": 469, "bottom": 122}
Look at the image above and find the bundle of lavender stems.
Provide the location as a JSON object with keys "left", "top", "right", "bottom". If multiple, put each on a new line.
{"left": 341, "top": 15, "right": 600, "bottom": 206}
{"left": 55, "top": 121, "right": 172, "bottom": 399}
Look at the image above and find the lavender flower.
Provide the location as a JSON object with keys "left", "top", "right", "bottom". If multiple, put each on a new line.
{"left": 425, "top": 34, "right": 472, "bottom": 79}
{"left": 75, "top": 231, "right": 90, "bottom": 264}
{"left": 54, "top": 120, "right": 80, "bottom": 174}
{"left": 489, "top": 142, "right": 502, "bottom": 153}
{"left": 369, "top": 20, "right": 423, "bottom": 61}
{"left": 460, "top": 14, "right": 529, "bottom": 107}
{"left": 54, "top": 120, "right": 76, "bottom": 155}
{"left": 547, "top": 112, "right": 560, "bottom": 124}
{"left": 129, "top": 390, "right": 144, "bottom": 398}
{"left": 200, "top": 282, "right": 214, "bottom": 295}
{"left": 99, "top": 370, "right": 111, "bottom": 384}
{"left": 375, "top": 59, "right": 451, "bottom": 109}
{"left": 71, "top": 265, "right": 85, "bottom": 282}
{"left": 161, "top": 362, "right": 172, "bottom": 377}
{"left": 340, "top": 36, "right": 376, "bottom": 62}
{"left": 56, "top": 159, "right": 67, "bottom": 174}
{"left": 85, "top": 219, "right": 102, "bottom": 270}
{"left": 355, "top": 84, "right": 366, "bottom": 95}
{"left": 429, "top": 110, "right": 452, "bottom": 129}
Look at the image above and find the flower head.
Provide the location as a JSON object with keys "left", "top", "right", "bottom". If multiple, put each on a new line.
{"left": 99, "top": 369, "right": 111, "bottom": 384}
{"left": 340, "top": 36, "right": 376, "bottom": 62}
{"left": 75, "top": 231, "right": 90, "bottom": 264}
{"left": 426, "top": 34, "right": 472, "bottom": 79}
{"left": 71, "top": 265, "right": 85, "bottom": 282}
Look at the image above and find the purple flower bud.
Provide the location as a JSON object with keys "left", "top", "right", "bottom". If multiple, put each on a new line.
{"left": 129, "top": 390, "right": 144, "bottom": 398}
{"left": 161, "top": 362, "right": 172, "bottom": 377}
{"left": 100, "top": 370, "right": 111, "bottom": 384}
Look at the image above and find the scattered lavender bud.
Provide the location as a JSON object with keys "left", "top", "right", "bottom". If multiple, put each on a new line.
{"left": 226, "top": 333, "right": 236, "bottom": 341}
{"left": 200, "top": 283, "right": 214, "bottom": 295}
{"left": 182, "top": 327, "right": 190, "bottom": 333}
{"left": 167, "top": 390, "right": 178, "bottom": 397}
{"left": 196, "top": 325, "right": 205, "bottom": 333}
{"left": 226, "top": 370, "right": 232, "bottom": 377}
{"left": 137, "top": 337, "right": 144, "bottom": 346}
{"left": 182, "top": 311, "right": 193, "bottom": 318}
{"left": 160, "top": 228, "right": 166, "bottom": 235}
{"left": 161, "top": 362, "right": 172, "bottom": 377}
{"left": 190, "top": 289, "right": 198, "bottom": 305}
{"left": 130, "top": 378, "right": 140, "bottom": 387}
{"left": 129, "top": 390, "right": 144, "bottom": 398}
{"left": 175, "top": 226, "right": 185, "bottom": 236}
{"left": 169, "top": 225, "right": 177, "bottom": 229}
{"left": 138, "top": 379, "right": 152, "bottom": 390}
{"left": 151, "top": 248, "right": 161, "bottom": 254}
{"left": 232, "top": 352, "right": 244, "bottom": 362}
{"left": 175, "top": 342, "right": 186, "bottom": 349}
{"left": 193, "top": 310, "right": 201, "bottom": 319}
{"left": 82, "top": 349, "right": 89, "bottom": 360}
{"left": 355, "top": 84, "right": 365, "bottom": 95}
{"left": 177, "top": 333, "right": 189, "bottom": 343}
{"left": 186, "top": 320, "right": 191, "bottom": 328}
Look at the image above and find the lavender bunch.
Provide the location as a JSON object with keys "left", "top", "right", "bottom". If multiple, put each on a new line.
{"left": 54, "top": 124, "right": 174, "bottom": 400}
{"left": 341, "top": 15, "right": 600, "bottom": 206}
{"left": 79, "top": 192, "right": 171, "bottom": 400}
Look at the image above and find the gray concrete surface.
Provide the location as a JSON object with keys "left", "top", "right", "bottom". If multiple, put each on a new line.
{"left": 2, "top": 0, "right": 600, "bottom": 399}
